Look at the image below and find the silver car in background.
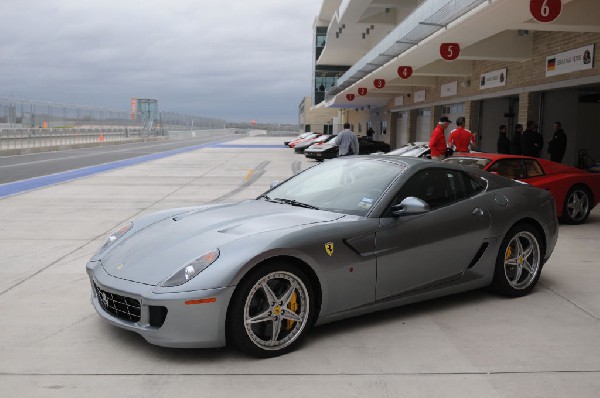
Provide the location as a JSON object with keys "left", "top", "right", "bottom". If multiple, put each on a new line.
{"left": 87, "top": 156, "right": 558, "bottom": 357}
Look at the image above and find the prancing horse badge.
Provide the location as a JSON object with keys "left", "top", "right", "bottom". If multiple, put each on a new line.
{"left": 325, "top": 242, "right": 334, "bottom": 256}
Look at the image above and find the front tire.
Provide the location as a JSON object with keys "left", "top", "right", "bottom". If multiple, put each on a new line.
{"left": 491, "top": 224, "right": 543, "bottom": 297}
{"left": 227, "top": 262, "right": 316, "bottom": 357}
{"left": 561, "top": 186, "right": 591, "bottom": 224}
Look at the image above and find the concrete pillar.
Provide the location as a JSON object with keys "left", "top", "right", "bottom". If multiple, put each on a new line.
{"left": 518, "top": 92, "right": 538, "bottom": 127}
{"left": 389, "top": 112, "right": 397, "bottom": 148}
{"left": 408, "top": 109, "right": 418, "bottom": 142}
{"left": 432, "top": 106, "right": 442, "bottom": 132}
{"left": 466, "top": 100, "right": 482, "bottom": 144}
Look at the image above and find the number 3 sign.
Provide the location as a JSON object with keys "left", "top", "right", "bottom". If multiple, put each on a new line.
{"left": 440, "top": 43, "right": 460, "bottom": 61}
{"left": 373, "top": 79, "right": 386, "bottom": 89}
{"left": 530, "top": 0, "right": 561, "bottom": 23}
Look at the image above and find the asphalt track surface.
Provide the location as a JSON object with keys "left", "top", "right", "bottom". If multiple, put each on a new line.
{"left": 0, "top": 134, "right": 239, "bottom": 185}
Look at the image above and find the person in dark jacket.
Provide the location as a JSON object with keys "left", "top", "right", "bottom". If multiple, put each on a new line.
{"left": 511, "top": 124, "right": 523, "bottom": 155}
{"left": 521, "top": 120, "right": 542, "bottom": 157}
{"left": 547, "top": 121, "right": 567, "bottom": 163}
{"left": 497, "top": 125, "right": 511, "bottom": 154}
{"left": 533, "top": 123, "right": 544, "bottom": 157}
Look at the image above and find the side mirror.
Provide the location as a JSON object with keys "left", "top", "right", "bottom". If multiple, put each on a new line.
{"left": 392, "top": 196, "right": 430, "bottom": 217}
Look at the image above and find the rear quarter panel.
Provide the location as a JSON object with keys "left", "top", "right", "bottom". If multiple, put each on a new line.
{"left": 525, "top": 173, "right": 600, "bottom": 216}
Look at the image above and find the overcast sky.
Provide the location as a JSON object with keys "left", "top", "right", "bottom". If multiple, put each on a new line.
{"left": 1, "top": 0, "right": 322, "bottom": 124}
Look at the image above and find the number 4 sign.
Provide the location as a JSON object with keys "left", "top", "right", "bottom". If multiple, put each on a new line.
{"left": 530, "top": 0, "right": 561, "bottom": 23}
{"left": 397, "top": 66, "right": 413, "bottom": 79}
{"left": 440, "top": 43, "right": 460, "bottom": 61}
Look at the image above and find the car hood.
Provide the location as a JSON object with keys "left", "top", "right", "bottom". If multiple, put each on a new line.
{"left": 100, "top": 200, "right": 343, "bottom": 285}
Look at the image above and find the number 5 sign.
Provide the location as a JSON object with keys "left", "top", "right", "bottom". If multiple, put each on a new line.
{"left": 440, "top": 43, "right": 460, "bottom": 61}
{"left": 530, "top": 0, "right": 561, "bottom": 23}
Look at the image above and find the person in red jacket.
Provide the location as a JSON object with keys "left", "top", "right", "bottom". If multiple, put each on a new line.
{"left": 448, "top": 116, "right": 475, "bottom": 154}
{"left": 429, "top": 116, "right": 451, "bottom": 160}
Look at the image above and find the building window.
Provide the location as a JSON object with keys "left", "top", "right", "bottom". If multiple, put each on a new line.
{"left": 442, "top": 103, "right": 464, "bottom": 114}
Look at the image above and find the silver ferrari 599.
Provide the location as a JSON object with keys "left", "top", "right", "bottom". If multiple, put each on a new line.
{"left": 86, "top": 156, "right": 558, "bottom": 357}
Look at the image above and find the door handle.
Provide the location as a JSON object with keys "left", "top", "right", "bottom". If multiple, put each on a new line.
{"left": 472, "top": 208, "right": 484, "bottom": 216}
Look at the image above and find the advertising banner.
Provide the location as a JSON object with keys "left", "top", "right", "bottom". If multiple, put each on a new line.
{"left": 479, "top": 68, "right": 507, "bottom": 90}
{"left": 414, "top": 90, "right": 426, "bottom": 103}
{"left": 546, "top": 44, "right": 594, "bottom": 77}
{"left": 441, "top": 81, "right": 458, "bottom": 97}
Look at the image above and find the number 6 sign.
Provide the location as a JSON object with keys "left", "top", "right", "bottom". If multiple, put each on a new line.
{"left": 530, "top": 0, "right": 561, "bottom": 23}
{"left": 440, "top": 43, "right": 460, "bottom": 61}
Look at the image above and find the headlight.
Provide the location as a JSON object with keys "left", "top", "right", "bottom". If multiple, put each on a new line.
{"left": 161, "top": 249, "right": 220, "bottom": 287}
{"left": 96, "top": 221, "right": 133, "bottom": 255}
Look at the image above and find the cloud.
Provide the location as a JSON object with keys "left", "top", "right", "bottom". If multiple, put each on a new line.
{"left": 0, "top": 0, "right": 321, "bottom": 123}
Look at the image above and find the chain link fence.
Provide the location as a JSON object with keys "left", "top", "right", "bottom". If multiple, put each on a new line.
{"left": 0, "top": 97, "right": 228, "bottom": 154}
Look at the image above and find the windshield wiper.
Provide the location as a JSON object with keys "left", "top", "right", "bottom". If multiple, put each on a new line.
{"left": 270, "top": 197, "right": 320, "bottom": 210}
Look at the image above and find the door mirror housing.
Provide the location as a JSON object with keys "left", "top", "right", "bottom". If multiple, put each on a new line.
{"left": 392, "top": 196, "right": 430, "bottom": 217}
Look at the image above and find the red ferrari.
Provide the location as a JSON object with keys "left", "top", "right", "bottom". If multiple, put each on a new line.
{"left": 445, "top": 153, "right": 600, "bottom": 224}
{"left": 288, "top": 133, "right": 320, "bottom": 148}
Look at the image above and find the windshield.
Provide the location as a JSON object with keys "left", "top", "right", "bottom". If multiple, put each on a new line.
{"left": 399, "top": 145, "right": 429, "bottom": 157}
{"left": 387, "top": 144, "right": 416, "bottom": 155}
{"left": 443, "top": 157, "right": 491, "bottom": 169}
{"left": 262, "top": 158, "right": 406, "bottom": 216}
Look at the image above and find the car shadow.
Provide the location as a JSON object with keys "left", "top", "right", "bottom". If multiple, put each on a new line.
{"left": 100, "top": 286, "right": 542, "bottom": 362}
{"left": 309, "top": 288, "right": 493, "bottom": 341}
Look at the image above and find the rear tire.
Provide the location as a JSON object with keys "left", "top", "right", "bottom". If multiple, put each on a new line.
{"left": 561, "top": 186, "right": 592, "bottom": 224}
{"left": 226, "top": 262, "right": 316, "bottom": 357}
{"left": 491, "top": 224, "right": 543, "bottom": 297}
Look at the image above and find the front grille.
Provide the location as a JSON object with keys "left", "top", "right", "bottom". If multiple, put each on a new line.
{"left": 94, "top": 282, "right": 141, "bottom": 323}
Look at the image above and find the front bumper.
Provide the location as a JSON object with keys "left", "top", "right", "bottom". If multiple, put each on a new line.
{"left": 305, "top": 151, "right": 337, "bottom": 160}
{"left": 86, "top": 261, "right": 235, "bottom": 348}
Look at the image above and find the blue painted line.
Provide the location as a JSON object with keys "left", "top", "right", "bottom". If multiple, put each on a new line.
{"left": 0, "top": 141, "right": 227, "bottom": 199}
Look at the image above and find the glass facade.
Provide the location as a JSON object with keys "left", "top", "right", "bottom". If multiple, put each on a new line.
{"left": 313, "top": 26, "right": 350, "bottom": 106}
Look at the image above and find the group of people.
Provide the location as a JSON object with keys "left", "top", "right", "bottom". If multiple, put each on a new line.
{"left": 429, "top": 116, "right": 477, "bottom": 160}
{"left": 429, "top": 116, "right": 568, "bottom": 163}
{"left": 497, "top": 121, "right": 567, "bottom": 162}
{"left": 337, "top": 117, "right": 568, "bottom": 163}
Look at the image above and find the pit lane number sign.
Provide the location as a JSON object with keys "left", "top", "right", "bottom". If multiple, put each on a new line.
{"left": 530, "top": 0, "right": 561, "bottom": 23}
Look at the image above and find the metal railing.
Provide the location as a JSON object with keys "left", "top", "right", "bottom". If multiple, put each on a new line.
{"left": 0, "top": 127, "right": 160, "bottom": 153}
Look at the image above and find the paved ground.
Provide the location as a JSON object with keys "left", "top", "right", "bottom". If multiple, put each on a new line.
{"left": 0, "top": 131, "right": 238, "bottom": 184}
{"left": 1, "top": 135, "right": 599, "bottom": 397}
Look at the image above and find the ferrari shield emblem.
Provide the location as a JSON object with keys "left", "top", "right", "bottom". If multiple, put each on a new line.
{"left": 325, "top": 242, "right": 334, "bottom": 256}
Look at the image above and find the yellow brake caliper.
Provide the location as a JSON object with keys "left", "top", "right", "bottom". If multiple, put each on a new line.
{"left": 505, "top": 245, "right": 512, "bottom": 261}
{"left": 286, "top": 290, "right": 298, "bottom": 330}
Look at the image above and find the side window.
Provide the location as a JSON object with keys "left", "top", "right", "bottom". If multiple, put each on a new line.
{"left": 391, "top": 169, "right": 464, "bottom": 211}
{"left": 463, "top": 173, "right": 487, "bottom": 196}
{"left": 523, "top": 159, "right": 544, "bottom": 178}
{"left": 488, "top": 159, "right": 526, "bottom": 180}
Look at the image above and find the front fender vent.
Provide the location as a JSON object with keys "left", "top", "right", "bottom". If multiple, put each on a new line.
{"left": 467, "top": 242, "right": 489, "bottom": 269}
